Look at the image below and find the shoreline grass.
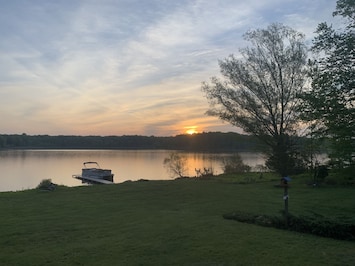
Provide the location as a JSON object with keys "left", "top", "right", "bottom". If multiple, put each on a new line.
{"left": 0, "top": 175, "right": 354, "bottom": 265}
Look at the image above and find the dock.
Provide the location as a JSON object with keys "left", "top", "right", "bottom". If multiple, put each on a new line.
{"left": 72, "top": 175, "right": 114, "bottom": 185}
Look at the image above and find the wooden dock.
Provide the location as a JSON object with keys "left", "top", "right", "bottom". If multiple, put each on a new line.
{"left": 73, "top": 175, "right": 114, "bottom": 185}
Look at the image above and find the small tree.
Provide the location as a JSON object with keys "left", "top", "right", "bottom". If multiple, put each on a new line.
{"left": 221, "top": 153, "right": 251, "bottom": 174}
{"left": 163, "top": 152, "right": 188, "bottom": 178}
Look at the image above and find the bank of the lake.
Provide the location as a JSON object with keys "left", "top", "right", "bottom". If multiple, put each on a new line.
{"left": 0, "top": 175, "right": 354, "bottom": 265}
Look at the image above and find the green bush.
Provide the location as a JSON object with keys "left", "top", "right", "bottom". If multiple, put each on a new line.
{"left": 323, "top": 165, "right": 355, "bottom": 186}
{"left": 220, "top": 153, "right": 251, "bottom": 174}
{"left": 223, "top": 211, "right": 355, "bottom": 241}
{"left": 37, "top": 179, "right": 56, "bottom": 191}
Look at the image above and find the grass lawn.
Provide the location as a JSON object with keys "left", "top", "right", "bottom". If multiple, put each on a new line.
{"left": 0, "top": 175, "right": 354, "bottom": 265}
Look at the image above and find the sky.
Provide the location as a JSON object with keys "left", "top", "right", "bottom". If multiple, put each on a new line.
{"left": 0, "top": 0, "right": 337, "bottom": 136}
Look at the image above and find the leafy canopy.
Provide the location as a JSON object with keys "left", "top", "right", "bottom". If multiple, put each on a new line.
{"left": 202, "top": 23, "right": 308, "bottom": 175}
{"left": 301, "top": 0, "right": 355, "bottom": 166}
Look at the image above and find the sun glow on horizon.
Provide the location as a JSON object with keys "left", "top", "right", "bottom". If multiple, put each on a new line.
{"left": 185, "top": 126, "right": 198, "bottom": 135}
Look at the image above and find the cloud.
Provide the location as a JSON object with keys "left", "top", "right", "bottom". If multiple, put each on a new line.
{"left": 0, "top": 0, "right": 337, "bottom": 136}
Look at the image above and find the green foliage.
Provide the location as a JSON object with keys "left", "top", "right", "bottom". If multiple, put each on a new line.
{"left": 0, "top": 132, "right": 265, "bottom": 151}
{"left": 264, "top": 135, "right": 308, "bottom": 176}
{"left": 220, "top": 153, "right": 251, "bottom": 174}
{"left": 301, "top": 0, "right": 355, "bottom": 167}
{"left": 333, "top": 0, "right": 355, "bottom": 27}
{"left": 0, "top": 135, "right": 5, "bottom": 148}
{"left": 223, "top": 211, "right": 355, "bottom": 241}
{"left": 36, "top": 179, "right": 56, "bottom": 191}
{"left": 325, "top": 165, "right": 355, "bottom": 185}
{"left": 202, "top": 23, "right": 308, "bottom": 176}
{"left": 314, "top": 165, "right": 329, "bottom": 183}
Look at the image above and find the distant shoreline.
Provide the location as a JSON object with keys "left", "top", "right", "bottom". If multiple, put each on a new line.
{"left": 0, "top": 132, "right": 266, "bottom": 152}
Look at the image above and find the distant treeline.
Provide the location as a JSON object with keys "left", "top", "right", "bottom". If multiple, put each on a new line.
{"left": 0, "top": 132, "right": 265, "bottom": 152}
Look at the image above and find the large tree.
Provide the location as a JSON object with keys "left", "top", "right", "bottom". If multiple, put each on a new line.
{"left": 202, "top": 23, "right": 308, "bottom": 176}
{"left": 301, "top": 0, "right": 355, "bottom": 167}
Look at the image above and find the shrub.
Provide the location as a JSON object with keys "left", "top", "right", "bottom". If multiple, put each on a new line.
{"left": 37, "top": 179, "right": 56, "bottom": 191}
{"left": 223, "top": 211, "right": 355, "bottom": 241}
{"left": 195, "top": 167, "right": 214, "bottom": 178}
{"left": 313, "top": 165, "right": 328, "bottom": 184}
{"left": 220, "top": 153, "right": 250, "bottom": 174}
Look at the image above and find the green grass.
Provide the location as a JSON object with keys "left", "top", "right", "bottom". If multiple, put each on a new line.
{"left": 0, "top": 175, "right": 354, "bottom": 265}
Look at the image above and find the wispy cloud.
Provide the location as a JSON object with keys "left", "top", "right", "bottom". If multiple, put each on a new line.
{"left": 0, "top": 0, "right": 336, "bottom": 136}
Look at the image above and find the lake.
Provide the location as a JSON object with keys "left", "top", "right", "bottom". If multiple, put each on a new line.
{"left": 0, "top": 149, "right": 265, "bottom": 192}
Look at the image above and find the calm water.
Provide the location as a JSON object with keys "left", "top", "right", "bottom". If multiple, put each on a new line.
{"left": 0, "top": 149, "right": 265, "bottom": 192}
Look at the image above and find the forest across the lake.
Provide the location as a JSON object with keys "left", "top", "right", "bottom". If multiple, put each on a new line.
{"left": 0, "top": 132, "right": 267, "bottom": 151}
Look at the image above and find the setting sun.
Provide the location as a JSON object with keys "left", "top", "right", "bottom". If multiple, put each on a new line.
{"left": 185, "top": 126, "right": 198, "bottom": 135}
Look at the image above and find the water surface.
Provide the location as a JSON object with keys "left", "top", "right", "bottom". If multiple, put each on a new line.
{"left": 0, "top": 149, "right": 265, "bottom": 192}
